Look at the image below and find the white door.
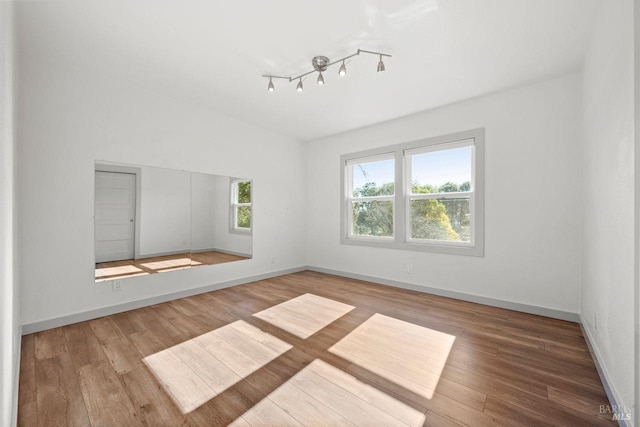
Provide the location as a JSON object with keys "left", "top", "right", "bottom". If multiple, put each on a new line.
{"left": 95, "top": 171, "right": 136, "bottom": 263}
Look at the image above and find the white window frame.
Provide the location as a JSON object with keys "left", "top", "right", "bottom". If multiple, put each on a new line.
{"left": 340, "top": 128, "right": 484, "bottom": 256}
{"left": 345, "top": 152, "right": 396, "bottom": 242}
{"left": 230, "top": 179, "right": 252, "bottom": 234}
{"left": 405, "top": 139, "right": 476, "bottom": 247}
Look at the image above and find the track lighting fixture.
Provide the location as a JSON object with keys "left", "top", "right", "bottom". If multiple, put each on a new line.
{"left": 338, "top": 60, "right": 347, "bottom": 76}
{"left": 262, "top": 48, "right": 391, "bottom": 93}
{"left": 377, "top": 55, "right": 385, "bottom": 72}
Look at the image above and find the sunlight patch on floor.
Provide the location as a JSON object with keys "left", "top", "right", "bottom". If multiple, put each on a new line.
{"left": 230, "top": 359, "right": 426, "bottom": 427}
{"left": 252, "top": 293, "right": 355, "bottom": 339}
{"left": 94, "top": 264, "right": 147, "bottom": 281}
{"left": 143, "top": 320, "right": 292, "bottom": 413}
{"left": 329, "top": 313, "right": 455, "bottom": 399}
{"left": 139, "top": 257, "right": 192, "bottom": 270}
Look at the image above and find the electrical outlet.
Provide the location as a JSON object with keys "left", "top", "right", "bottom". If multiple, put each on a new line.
{"left": 112, "top": 280, "right": 122, "bottom": 292}
{"left": 594, "top": 311, "right": 598, "bottom": 330}
{"left": 271, "top": 257, "right": 276, "bottom": 264}
{"left": 407, "top": 263, "right": 414, "bottom": 274}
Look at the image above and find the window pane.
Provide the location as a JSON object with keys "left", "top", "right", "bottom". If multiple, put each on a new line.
{"left": 351, "top": 158, "right": 394, "bottom": 197}
{"left": 351, "top": 201, "right": 393, "bottom": 237}
{"left": 410, "top": 198, "right": 470, "bottom": 242}
{"left": 236, "top": 206, "right": 251, "bottom": 228}
{"left": 411, "top": 146, "right": 472, "bottom": 194}
{"left": 237, "top": 181, "right": 251, "bottom": 203}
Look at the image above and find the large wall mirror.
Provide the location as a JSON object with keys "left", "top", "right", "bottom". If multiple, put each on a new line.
{"left": 94, "top": 161, "right": 252, "bottom": 282}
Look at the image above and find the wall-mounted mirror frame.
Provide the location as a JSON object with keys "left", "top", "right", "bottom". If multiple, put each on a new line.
{"left": 94, "top": 161, "right": 252, "bottom": 282}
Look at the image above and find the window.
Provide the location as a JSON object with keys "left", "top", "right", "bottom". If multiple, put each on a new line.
{"left": 346, "top": 154, "right": 395, "bottom": 239}
{"left": 231, "top": 179, "right": 252, "bottom": 233}
{"left": 406, "top": 142, "right": 474, "bottom": 244}
{"left": 341, "top": 129, "right": 484, "bottom": 256}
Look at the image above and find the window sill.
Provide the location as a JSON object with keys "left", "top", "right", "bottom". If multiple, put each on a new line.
{"left": 230, "top": 228, "right": 252, "bottom": 236}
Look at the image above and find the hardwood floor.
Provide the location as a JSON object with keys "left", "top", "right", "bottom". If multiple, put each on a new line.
{"left": 19, "top": 271, "right": 616, "bottom": 426}
{"left": 95, "top": 251, "right": 249, "bottom": 281}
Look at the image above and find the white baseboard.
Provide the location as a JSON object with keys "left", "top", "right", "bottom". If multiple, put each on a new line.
{"left": 135, "top": 249, "right": 190, "bottom": 259}
{"left": 579, "top": 317, "right": 632, "bottom": 426}
{"left": 22, "top": 265, "right": 580, "bottom": 334}
{"left": 307, "top": 266, "right": 580, "bottom": 322}
{"left": 21, "top": 266, "right": 306, "bottom": 335}
{"left": 189, "top": 247, "right": 251, "bottom": 258}
{"left": 209, "top": 248, "right": 252, "bottom": 258}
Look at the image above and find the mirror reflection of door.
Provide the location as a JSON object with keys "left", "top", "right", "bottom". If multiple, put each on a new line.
{"left": 94, "top": 161, "right": 253, "bottom": 282}
{"left": 95, "top": 171, "right": 136, "bottom": 263}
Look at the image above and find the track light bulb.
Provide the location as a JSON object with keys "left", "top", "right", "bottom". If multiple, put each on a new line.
{"left": 377, "top": 55, "right": 385, "bottom": 72}
{"left": 296, "top": 79, "right": 303, "bottom": 92}
{"left": 268, "top": 78, "right": 275, "bottom": 92}
{"left": 317, "top": 72, "right": 325, "bottom": 85}
{"left": 338, "top": 61, "right": 347, "bottom": 76}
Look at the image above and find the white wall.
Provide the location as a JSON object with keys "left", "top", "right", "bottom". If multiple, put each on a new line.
{"left": 307, "top": 74, "right": 582, "bottom": 315}
{"left": 138, "top": 166, "right": 191, "bottom": 257}
{"left": 0, "top": 2, "right": 18, "bottom": 426}
{"left": 17, "top": 44, "right": 307, "bottom": 327}
{"left": 581, "top": 0, "right": 635, "bottom": 420}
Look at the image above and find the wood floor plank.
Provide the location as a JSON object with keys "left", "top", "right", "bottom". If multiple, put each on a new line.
{"left": 169, "top": 298, "right": 202, "bottom": 318}
{"left": 488, "top": 382, "right": 616, "bottom": 426}
{"left": 195, "top": 329, "right": 264, "bottom": 376}
{"left": 18, "top": 271, "right": 614, "bottom": 427}
{"left": 89, "top": 316, "right": 142, "bottom": 374}
{"left": 17, "top": 401, "right": 37, "bottom": 427}
{"left": 291, "top": 362, "right": 418, "bottom": 427}
{"left": 121, "top": 365, "right": 196, "bottom": 427}
{"left": 212, "top": 323, "right": 285, "bottom": 365}
{"left": 18, "top": 334, "right": 36, "bottom": 408}
{"left": 232, "top": 397, "right": 304, "bottom": 427}
{"left": 229, "top": 318, "right": 294, "bottom": 354}
{"left": 433, "top": 377, "right": 487, "bottom": 411}
{"left": 420, "top": 392, "right": 503, "bottom": 427}
{"left": 132, "top": 306, "right": 186, "bottom": 346}
{"left": 35, "top": 353, "right": 90, "bottom": 427}
{"left": 268, "top": 380, "right": 357, "bottom": 426}
{"left": 332, "top": 338, "right": 446, "bottom": 399}
{"left": 79, "top": 362, "right": 143, "bottom": 426}
{"left": 440, "top": 360, "right": 549, "bottom": 398}
{"left": 110, "top": 310, "right": 145, "bottom": 337}
{"left": 423, "top": 411, "right": 464, "bottom": 427}
{"left": 62, "top": 321, "right": 107, "bottom": 370}
{"left": 17, "top": 335, "right": 36, "bottom": 427}
{"left": 129, "top": 331, "right": 168, "bottom": 359}
{"left": 483, "top": 395, "right": 557, "bottom": 427}
{"left": 548, "top": 385, "right": 616, "bottom": 421}
{"left": 152, "top": 303, "right": 209, "bottom": 338}
{"left": 172, "top": 339, "right": 242, "bottom": 394}
{"left": 143, "top": 347, "right": 216, "bottom": 413}
{"left": 310, "top": 358, "right": 426, "bottom": 426}
{"left": 228, "top": 415, "right": 254, "bottom": 427}
{"left": 34, "top": 327, "right": 67, "bottom": 360}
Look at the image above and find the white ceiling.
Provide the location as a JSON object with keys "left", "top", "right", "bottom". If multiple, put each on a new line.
{"left": 17, "top": 0, "right": 599, "bottom": 141}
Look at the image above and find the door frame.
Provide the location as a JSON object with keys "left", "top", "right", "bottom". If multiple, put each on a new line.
{"left": 94, "top": 162, "right": 142, "bottom": 261}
